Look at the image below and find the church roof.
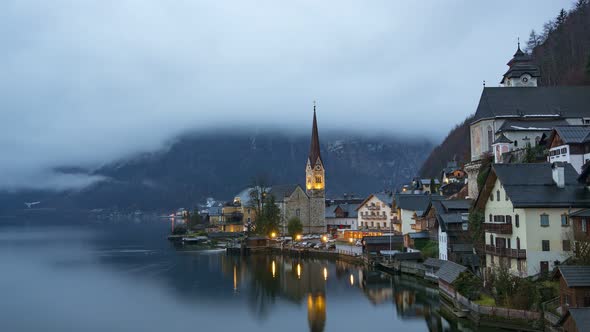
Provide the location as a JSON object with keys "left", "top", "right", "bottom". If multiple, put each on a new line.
{"left": 308, "top": 107, "right": 322, "bottom": 166}
{"left": 472, "top": 86, "right": 590, "bottom": 124}
{"left": 497, "top": 119, "right": 568, "bottom": 133}
{"left": 269, "top": 184, "right": 304, "bottom": 202}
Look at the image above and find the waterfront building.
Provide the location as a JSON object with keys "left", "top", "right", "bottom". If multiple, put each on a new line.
{"left": 431, "top": 199, "right": 474, "bottom": 265}
{"left": 325, "top": 201, "right": 360, "bottom": 233}
{"left": 465, "top": 43, "right": 590, "bottom": 198}
{"left": 474, "top": 163, "right": 590, "bottom": 277}
{"left": 356, "top": 192, "right": 394, "bottom": 232}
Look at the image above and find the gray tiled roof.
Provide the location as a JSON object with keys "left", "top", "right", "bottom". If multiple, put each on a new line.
{"left": 557, "top": 266, "right": 590, "bottom": 287}
{"left": 435, "top": 261, "right": 468, "bottom": 284}
{"left": 441, "top": 199, "right": 472, "bottom": 211}
{"left": 566, "top": 308, "right": 590, "bottom": 331}
{"left": 373, "top": 192, "right": 393, "bottom": 207}
{"left": 494, "top": 163, "right": 590, "bottom": 208}
{"left": 394, "top": 194, "right": 443, "bottom": 212}
{"left": 408, "top": 231, "right": 429, "bottom": 239}
{"left": 363, "top": 235, "right": 403, "bottom": 245}
{"left": 423, "top": 258, "right": 445, "bottom": 269}
{"left": 269, "top": 184, "right": 302, "bottom": 202}
{"left": 473, "top": 87, "right": 590, "bottom": 123}
{"left": 493, "top": 133, "right": 514, "bottom": 144}
{"left": 553, "top": 126, "right": 590, "bottom": 144}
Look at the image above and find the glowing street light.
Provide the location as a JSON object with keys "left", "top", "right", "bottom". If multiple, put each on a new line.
{"left": 296, "top": 234, "right": 302, "bottom": 241}
{"left": 272, "top": 260, "right": 276, "bottom": 278}
{"left": 322, "top": 235, "right": 328, "bottom": 242}
{"left": 297, "top": 263, "right": 301, "bottom": 279}
{"left": 270, "top": 232, "right": 276, "bottom": 239}
{"left": 323, "top": 267, "right": 328, "bottom": 281}
{"left": 350, "top": 274, "right": 354, "bottom": 286}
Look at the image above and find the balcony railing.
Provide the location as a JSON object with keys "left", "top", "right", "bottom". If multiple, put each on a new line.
{"left": 391, "top": 218, "right": 401, "bottom": 224}
{"left": 485, "top": 244, "right": 526, "bottom": 258}
{"left": 361, "top": 214, "right": 387, "bottom": 220}
{"left": 484, "top": 222, "right": 513, "bottom": 234}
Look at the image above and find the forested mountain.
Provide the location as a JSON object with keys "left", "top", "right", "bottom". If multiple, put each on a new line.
{"left": 0, "top": 130, "right": 432, "bottom": 213}
{"left": 419, "top": 0, "right": 590, "bottom": 178}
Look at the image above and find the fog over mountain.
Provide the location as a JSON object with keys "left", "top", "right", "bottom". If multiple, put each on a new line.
{"left": 0, "top": 1, "right": 566, "bottom": 190}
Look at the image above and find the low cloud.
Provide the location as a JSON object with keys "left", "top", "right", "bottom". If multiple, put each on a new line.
{"left": 0, "top": 0, "right": 566, "bottom": 190}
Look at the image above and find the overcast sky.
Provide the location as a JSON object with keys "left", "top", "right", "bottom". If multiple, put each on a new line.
{"left": 0, "top": 0, "right": 570, "bottom": 190}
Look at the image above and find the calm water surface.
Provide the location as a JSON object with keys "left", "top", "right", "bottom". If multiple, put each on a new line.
{"left": 0, "top": 216, "right": 473, "bottom": 332}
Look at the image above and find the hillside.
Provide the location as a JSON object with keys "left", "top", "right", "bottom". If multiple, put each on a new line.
{"left": 0, "top": 130, "right": 432, "bottom": 213}
{"left": 419, "top": 1, "right": 590, "bottom": 178}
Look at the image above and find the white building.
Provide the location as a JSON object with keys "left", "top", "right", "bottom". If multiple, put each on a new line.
{"left": 357, "top": 193, "right": 393, "bottom": 231}
{"left": 547, "top": 126, "right": 590, "bottom": 174}
{"left": 393, "top": 193, "right": 443, "bottom": 235}
{"left": 474, "top": 163, "right": 590, "bottom": 277}
{"left": 325, "top": 201, "right": 360, "bottom": 232}
{"left": 466, "top": 44, "right": 590, "bottom": 198}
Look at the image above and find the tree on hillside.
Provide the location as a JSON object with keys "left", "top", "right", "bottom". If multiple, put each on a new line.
{"left": 576, "top": 0, "right": 589, "bottom": 11}
{"left": 526, "top": 30, "right": 539, "bottom": 52}
{"left": 556, "top": 8, "right": 568, "bottom": 26}
{"left": 287, "top": 217, "right": 303, "bottom": 239}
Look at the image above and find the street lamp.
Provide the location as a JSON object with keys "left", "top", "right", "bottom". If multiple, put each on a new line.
{"left": 296, "top": 234, "right": 302, "bottom": 241}
{"left": 270, "top": 232, "right": 276, "bottom": 239}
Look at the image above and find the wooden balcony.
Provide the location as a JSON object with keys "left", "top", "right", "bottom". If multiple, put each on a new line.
{"left": 362, "top": 214, "right": 386, "bottom": 220}
{"left": 484, "top": 222, "right": 513, "bottom": 234}
{"left": 485, "top": 245, "right": 526, "bottom": 259}
{"left": 391, "top": 217, "right": 401, "bottom": 224}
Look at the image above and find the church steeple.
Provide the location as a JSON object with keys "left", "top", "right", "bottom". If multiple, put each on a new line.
{"left": 306, "top": 102, "right": 325, "bottom": 193}
{"left": 308, "top": 103, "right": 322, "bottom": 167}
{"left": 500, "top": 40, "right": 540, "bottom": 87}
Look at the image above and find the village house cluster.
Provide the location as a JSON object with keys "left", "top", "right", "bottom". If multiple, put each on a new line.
{"left": 188, "top": 43, "right": 590, "bottom": 331}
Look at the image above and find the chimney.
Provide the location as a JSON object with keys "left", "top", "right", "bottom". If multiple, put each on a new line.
{"left": 552, "top": 162, "right": 565, "bottom": 188}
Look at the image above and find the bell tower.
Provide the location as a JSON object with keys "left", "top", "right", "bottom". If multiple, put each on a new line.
{"left": 500, "top": 40, "right": 540, "bottom": 87}
{"left": 305, "top": 102, "right": 326, "bottom": 234}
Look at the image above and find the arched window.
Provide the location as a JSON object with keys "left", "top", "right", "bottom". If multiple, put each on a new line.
{"left": 516, "top": 237, "right": 521, "bottom": 250}
{"left": 490, "top": 234, "right": 494, "bottom": 245}
{"left": 496, "top": 190, "right": 500, "bottom": 201}
{"left": 515, "top": 214, "right": 520, "bottom": 228}
{"left": 489, "top": 214, "right": 492, "bottom": 222}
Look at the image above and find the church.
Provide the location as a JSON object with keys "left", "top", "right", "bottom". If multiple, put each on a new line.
{"left": 465, "top": 42, "right": 590, "bottom": 198}
{"left": 269, "top": 105, "right": 326, "bottom": 234}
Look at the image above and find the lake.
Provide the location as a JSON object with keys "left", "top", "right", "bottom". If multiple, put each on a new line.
{"left": 0, "top": 216, "right": 474, "bottom": 332}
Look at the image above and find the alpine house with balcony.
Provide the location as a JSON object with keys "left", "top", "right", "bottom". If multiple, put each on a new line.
{"left": 474, "top": 162, "right": 590, "bottom": 278}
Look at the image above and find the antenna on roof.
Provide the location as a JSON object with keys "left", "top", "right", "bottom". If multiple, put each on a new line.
{"left": 483, "top": 80, "right": 486, "bottom": 87}
{"left": 313, "top": 100, "right": 316, "bottom": 112}
{"left": 517, "top": 37, "right": 520, "bottom": 49}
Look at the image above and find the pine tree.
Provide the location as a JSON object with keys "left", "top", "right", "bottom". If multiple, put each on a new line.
{"left": 526, "top": 29, "right": 539, "bottom": 52}
{"left": 576, "top": 0, "right": 588, "bottom": 11}
{"left": 555, "top": 8, "right": 568, "bottom": 26}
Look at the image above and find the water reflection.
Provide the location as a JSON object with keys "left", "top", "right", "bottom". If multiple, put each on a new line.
{"left": 0, "top": 218, "right": 476, "bottom": 332}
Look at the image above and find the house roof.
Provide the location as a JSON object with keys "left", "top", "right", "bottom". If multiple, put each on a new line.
{"left": 472, "top": 86, "right": 590, "bottom": 124}
{"left": 392, "top": 252, "right": 422, "bottom": 261}
{"left": 269, "top": 184, "right": 303, "bottom": 202}
{"left": 357, "top": 192, "right": 393, "bottom": 210}
{"left": 408, "top": 231, "right": 430, "bottom": 239}
{"left": 423, "top": 258, "right": 445, "bottom": 269}
{"left": 570, "top": 209, "right": 590, "bottom": 217}
{"left": 363, "top": 235, "right": 403, "bottom": 245}
{"left": 208, "top": 206, "right": 222, "bottom": 216}
{"left": 558, "top": 308, "right": 590, "bottom": 330}
{"left": 325, "top": 203, "right": 359, "bottom": 218}
{"left": 500, "top": 46, "right": 541, "bottom": 83}
{"left": 441, "top": 199, "right": 472, "bottom": 211}
{"left": 394, "top": 194, "right": 443, "bottom": 212}
{"left": 553, "top": 126, "right": 590, "bottom": 144}
{"left": 556, "top": 266, "right": 590, "bottom": 287}
{"left": 435, "top": 261, "right": 468, "bottom": 284}
{"left": 491, "top": 163, "right": 590, "bottom": 208}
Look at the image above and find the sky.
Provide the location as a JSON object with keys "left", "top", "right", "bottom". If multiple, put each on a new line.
{"left": 0, "top": 0, "right": 571, "bottom": 191}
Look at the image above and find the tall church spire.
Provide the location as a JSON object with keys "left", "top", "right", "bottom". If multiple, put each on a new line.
{"left": 308, "top": 102, "right": 322, "bottom": 166}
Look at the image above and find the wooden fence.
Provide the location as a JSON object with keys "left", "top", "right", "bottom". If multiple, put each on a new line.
{"left": 455, "top": 293, "right": 541, "bottom": 321}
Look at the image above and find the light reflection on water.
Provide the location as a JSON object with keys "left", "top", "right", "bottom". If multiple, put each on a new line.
{"left": 0, "top": 217, "right": 473, "bottom": 332}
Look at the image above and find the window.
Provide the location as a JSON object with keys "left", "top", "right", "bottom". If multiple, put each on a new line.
{"left": 542, "top": 240, "right": 550, "bottom": 251}
{"left": 561, "top": 147, "right": 567, "bottom": 154}
{"left": 490, "top": 194, "right": 494, "bottom": 201}
{"left": 489, "top": 234, "right": 494, "bottom": 245}
{"left": 296, "top": 209, "right": 300, "bottom": 217}
{"left": 583, "top": 219, "right": 588, "bottom": 233}
{"left": 561, "top": 214, "right": 569, "bottom": 227}
{"left": 315, "top": 176, "right": 322, "bottom": 183}
{"left": 489, "top": 214, "right": 492, "bottom": 222}
{"left": 370, "top": 222, "right": 374, "bottom": 227}
{"left": 516, "top": 237, "right": 521, "bottom": 250}
{"left": 515, "top": 214, "right": 520, "bottom": 228}
{"left": 563, "top": 240, "right": 571, "bottom": 251}
{"left": 506, "top": 215, "right": 512, "bottom": 224}
{"left": 514, "top": 140, "right": 518, "bottom": 147}
{"left": 487, "top": 126, "right": 493, "bottom": 151}
{"left": 540, "top": 214, "right": 549, "bottom": 227}
{"left": 496, "top": 190, "right": 500, "bottom": 201}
